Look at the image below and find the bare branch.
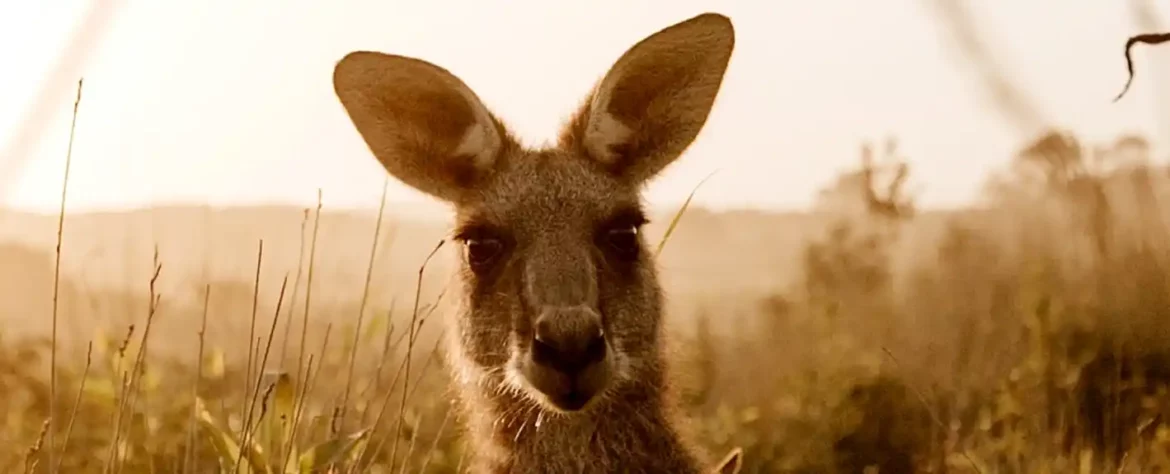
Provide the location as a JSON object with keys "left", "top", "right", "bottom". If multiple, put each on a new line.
{"left": 1115, "top": 32, "right": 1170, "bottom": 102}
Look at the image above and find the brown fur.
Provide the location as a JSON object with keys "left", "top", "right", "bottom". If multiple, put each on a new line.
{"left": 332, "top": 13, "right": 735, "bottom": 473}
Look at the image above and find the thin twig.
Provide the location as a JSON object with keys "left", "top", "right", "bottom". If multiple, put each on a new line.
{"left": 184, "top": 284, "right": 211, "bottom": 474}
{"left": 282, "top": 324, "right": 333, "bottom": 470}
{"left": 242, "top": 240, "right": 264, "bottom": 426}
{"left": 53, "top": 342, "right": 92, "bottom": 474}
{"left": 280, "top": 209, "right": 310, "bottom": 368}
{"left": 49, "top": 77, "right": 83, "bottom": 471}
{"left": 351, "top": 241, "right": 444, "bottom": 473}
{"left": 117, "top": 252, "right": 163, "bottom": 472}
{"left": 233, "top": 275, "right": 289, "bottom": 473}
{"left": 236, "top": 381, "right": 278, "bottom": 473}
{"left": 360, "top": 285, "right": 447, "bottom": 407}
{"left": 355, "top": 285, "right": 448, "bottom": 437}
{"left": 347, "top": 240, "right": 441, "bottom": 472}
{"left": 341, "top": 178, "right": 390, "bottom": 430}
{"left": 106, "top": 254, "right": 162, "bottom": 473}
{"left": 387, "top": 240, "right": 445, "bottom": 469}
{"left": 296, "top": 191, "right": 323, "bottom": 400}
{"left": 100, "top": 325, "right": 132, "bottom": 471}
{"left": 24, "top": 419, "right": 50, "bottom": 474}
{"left": 655, "top": 170, "right": 718, "bottom": 258}
{"left": 1115, "top": 32, "right": 1170, "bottom": 102}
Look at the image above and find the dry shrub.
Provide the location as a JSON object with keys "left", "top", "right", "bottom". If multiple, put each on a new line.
{"left": 679, "top": 131, "right": 1170, "bottom": 473}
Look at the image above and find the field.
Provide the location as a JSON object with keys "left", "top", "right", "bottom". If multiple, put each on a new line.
{"left": 2, "top": 131, "right": 1170, "bottom": 473}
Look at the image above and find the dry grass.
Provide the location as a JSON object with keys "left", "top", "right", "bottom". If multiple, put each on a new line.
{"left": 7, "top": 122, "right": 1170, "bottom": 473}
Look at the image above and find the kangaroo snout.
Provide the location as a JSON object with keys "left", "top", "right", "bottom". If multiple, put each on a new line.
{"left": 533, "top": 306, "right": 606, "bottom": 370}
{"left": 522, "top": 306, "right": 611, "bottom": 411}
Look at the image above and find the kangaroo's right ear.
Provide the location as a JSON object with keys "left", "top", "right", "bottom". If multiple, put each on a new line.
{"left": 333, "top": 52, "right": 510, "bottom": 202}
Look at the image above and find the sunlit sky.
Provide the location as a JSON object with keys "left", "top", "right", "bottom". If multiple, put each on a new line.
{"left": 1, "top": 1, "right": 1168, "bottom": 216}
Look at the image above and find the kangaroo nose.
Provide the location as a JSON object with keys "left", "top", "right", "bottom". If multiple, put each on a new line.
{"left": 531, "top": 306, "right": 606, "bottom": 373}
{"left": 524, "top": 306, "right": 611, "bottom": 411}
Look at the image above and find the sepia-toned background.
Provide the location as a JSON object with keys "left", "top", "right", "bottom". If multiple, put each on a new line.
{"left": 3, "top": 1, "right": 1170, "bottom": 472}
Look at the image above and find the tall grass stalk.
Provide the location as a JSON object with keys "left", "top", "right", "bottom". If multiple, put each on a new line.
{"left": 342, "top": 178, "right": 391, "bottom": 430}
{"left": 295, "top": 191, "right": 324, "bottom": 402}
{"left": 655, "top": 171, "right": 717, "bottom": 258}
{"left": 49, "top": 77, "right": 84, "bottom": 473}
{"left": 232, "top": 275, "right": 289, "bottom": 473}
{"left": 54, "top": 341, "right": 92, "bottom": 474}
{"left": 280, "top": 209, "right": 311, "bottom": 369}
{"left": 242, "top": 240, "right": 264, "bottom": 426}
{"left": 183, "top": 284, "right": 211, "bottom": 473}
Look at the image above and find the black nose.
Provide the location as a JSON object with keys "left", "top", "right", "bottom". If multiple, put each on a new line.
{"left": 531, "top": 308, "right": 607, "bottom": 374}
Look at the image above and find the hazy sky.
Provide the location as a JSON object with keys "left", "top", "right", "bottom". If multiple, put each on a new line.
{"left": 1, "top": 1, "right": 1168, "bottom": 216}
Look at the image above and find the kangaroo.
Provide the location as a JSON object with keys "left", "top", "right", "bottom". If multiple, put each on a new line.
{"left": 333, "top": 12, "right": 736, "bottom": 473}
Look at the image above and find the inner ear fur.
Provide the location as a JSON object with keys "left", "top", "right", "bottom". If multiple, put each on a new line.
{"left": 560, "top": 13, "right": 735, "bottom": 185}
{"left": 333, "top": 51, "right": 513, "bottom": 202}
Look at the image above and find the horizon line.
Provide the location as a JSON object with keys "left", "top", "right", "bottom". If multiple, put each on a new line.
{"left": 0, "top": 198, "right": 981, "bottom": 219}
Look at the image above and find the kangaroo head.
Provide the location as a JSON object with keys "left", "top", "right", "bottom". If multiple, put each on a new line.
{"left": 333, "top": 13, "right": 734, "bottom": 414}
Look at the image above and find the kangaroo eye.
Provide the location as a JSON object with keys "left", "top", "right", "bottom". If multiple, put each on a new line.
{"left": 604, "top": 225, "right": 640, "bottom": 260}
{"left": 464, "top": 238, "right": 504, "bottom": 270}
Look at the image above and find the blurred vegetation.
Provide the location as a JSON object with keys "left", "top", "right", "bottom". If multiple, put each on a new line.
{"left": 5, "top": 129, "right": 1170, "bottom": 473}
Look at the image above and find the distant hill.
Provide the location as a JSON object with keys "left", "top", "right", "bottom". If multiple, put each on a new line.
{"left": 0, "top": 204, "right": 908, "bottom": 292}
{"left": 0, "top": 204, "right": 957, "bottom": 344}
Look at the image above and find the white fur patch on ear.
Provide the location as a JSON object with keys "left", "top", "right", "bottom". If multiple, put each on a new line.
{"left": 565, "top": 13, "right": 733, "bottom": 183}
{"left": 583, "top": 106, "right": 633, "bottom": 165}
{"left": 455, "top": 121, "right": 501, "bottom": 170}
{"left": 453, "top": 81, "right": 503, "bottom": 170}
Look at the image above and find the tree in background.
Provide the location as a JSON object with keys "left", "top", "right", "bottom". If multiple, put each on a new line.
{"left": 813, "top": 138, "right": 916, "bottom": 222}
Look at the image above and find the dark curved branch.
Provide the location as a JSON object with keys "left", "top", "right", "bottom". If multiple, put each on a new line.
{"left": 1115, "top": 32, "right": 1170, "bottom": 102}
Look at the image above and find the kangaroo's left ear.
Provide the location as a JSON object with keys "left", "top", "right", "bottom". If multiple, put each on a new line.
{"left": 560, "top": 13, "right": 735, "bottom": 185}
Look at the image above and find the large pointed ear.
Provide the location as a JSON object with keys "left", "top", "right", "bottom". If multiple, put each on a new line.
{"left": 333, "top": 52, "right": 510, "bottom": 202}
{"left": 561, "top": 13, "right": 734, "bottom": 185}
